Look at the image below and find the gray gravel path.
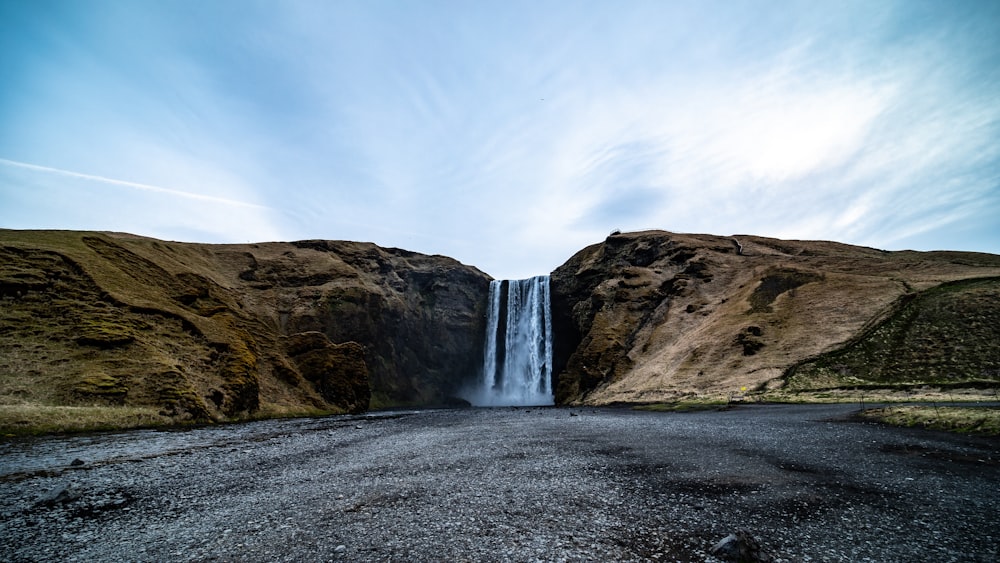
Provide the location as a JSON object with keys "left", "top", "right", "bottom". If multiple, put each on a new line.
{"left": 1, "top": 405, "right": 998, "bottom": 562}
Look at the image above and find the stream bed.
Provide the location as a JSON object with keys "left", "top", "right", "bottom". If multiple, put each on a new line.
{"left": 2, "top": 404, "right": 998, "bottom": 562}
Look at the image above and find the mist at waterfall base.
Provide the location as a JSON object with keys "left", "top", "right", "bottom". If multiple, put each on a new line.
{"left": 465, "top": 276, "right": 554, "bottom": 407}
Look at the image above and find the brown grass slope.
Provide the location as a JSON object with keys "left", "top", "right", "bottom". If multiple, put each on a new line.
{"left": 550, "top": 230, "right": 1000, "bottom": 405}
{"left": 0, "top": 230, "right": 489, "bottom": 434}
{"left": 4, "top": 228, "right": 998, "bottom": 433}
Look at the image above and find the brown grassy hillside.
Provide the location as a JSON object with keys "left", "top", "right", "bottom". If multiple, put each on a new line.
{"left": 786, "top": 276, "right": 1000, "bottom": 391}
{"left": 4, "top": 228, "right": 999, "bottom": 434}
{"left": 0, "top": 230, "right": 488, "bottom": 434}
{"left": 551, "top": 230, "right": 1000, "bottom": 405}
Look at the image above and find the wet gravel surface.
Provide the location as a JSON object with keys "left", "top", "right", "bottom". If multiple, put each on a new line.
{"left": 1, "top": 404, "right": 998, "bottom": 562}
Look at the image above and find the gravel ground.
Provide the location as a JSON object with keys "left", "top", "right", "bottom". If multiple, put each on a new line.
{"left": 1, "top": 404, "right": 998, "bottom": 562}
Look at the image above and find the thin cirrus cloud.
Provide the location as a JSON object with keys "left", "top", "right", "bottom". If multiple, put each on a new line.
{"left": 0, "top": 0, "right": 998, "bottom": 279}
{"left": 0, "top": 157, "right": 286, "bottom": 244}
{"left": 0, "top": 159, "right": 267, "bottom": 209}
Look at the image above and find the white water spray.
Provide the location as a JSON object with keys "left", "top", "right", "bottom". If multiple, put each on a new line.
{"left": 470, "top": 276, "right": 554, "bottom": 406}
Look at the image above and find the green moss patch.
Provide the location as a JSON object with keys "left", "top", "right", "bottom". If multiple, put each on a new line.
{"left": 787, "top": 277, "right": 1000, "bottom": 390}
{"left": 634, "top": 399, "right": 728, "bottom": 412}
{"left": 860, "top": 405, "right": 1000, "bottom": 436}
{"left": 73, "top": 370, "right": 128, "bottom": 399}
{"left": 74, "top": 318, "right": 136, "bottom": 348}
{"left": 747, "top": 268, "right": 822, "bottom": 313}
{"left": 0, "top": 404, "right": 168, "bottom": 437}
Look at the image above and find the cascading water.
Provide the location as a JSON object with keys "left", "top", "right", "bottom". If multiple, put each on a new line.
{"left": 469, "top": 276, "right": 553, "bottom": 406}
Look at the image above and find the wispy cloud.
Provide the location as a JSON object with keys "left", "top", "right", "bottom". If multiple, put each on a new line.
{"left": 1, "top": 0, "right": 998, "bottom": 277}
{"left": 0, "top": 158, "right": 269, "bottom": 210}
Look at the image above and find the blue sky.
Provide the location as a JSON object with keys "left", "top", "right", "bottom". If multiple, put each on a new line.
{"left": 1, "top": 0, "right": 998, "bottom": 279}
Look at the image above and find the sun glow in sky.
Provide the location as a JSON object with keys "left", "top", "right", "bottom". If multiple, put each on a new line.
{"left": 2, "top": 0, "right": 998, "bottom": 279}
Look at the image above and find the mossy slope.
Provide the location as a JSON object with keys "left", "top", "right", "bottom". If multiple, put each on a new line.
{"left": 5, "top": 228, "right": 999, "bottom": 432}
{"left": 0, "top": 230, "right": 489, "bottom": 434}
{"left": 550, "top": 231, "right": 1000, "bottom": 405}
{"left": 786, "top": 277, "right": 1000, "bottom": 390}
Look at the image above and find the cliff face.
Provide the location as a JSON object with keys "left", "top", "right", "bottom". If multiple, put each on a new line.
{"left": 551, "top": 230, "right": 1000, "bottom": 405}
{"left": 0, "top": 231, "right": 489, "bottom": 424}
{"left": 4, "top": 228, "right": 1000, "bottom": 430}
{"left": 257, "top": 240, "right": 490, "bottom": 407}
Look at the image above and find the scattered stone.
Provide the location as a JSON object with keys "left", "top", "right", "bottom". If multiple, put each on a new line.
{"left": 710, "top": 530, "right": 773, "bottom": 562}
{"left": 70, "top": 458, "right": 86, "bottom": 466}
{"left": 333, "top": 544, "right": 347, "bottom": 554}
{"left": 36, "top": 484, "right": 81, "bottom": 507}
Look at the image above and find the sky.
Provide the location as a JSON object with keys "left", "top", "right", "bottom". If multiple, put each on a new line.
{"left": 1, "top": 0, "right": 998, "bottom": 280}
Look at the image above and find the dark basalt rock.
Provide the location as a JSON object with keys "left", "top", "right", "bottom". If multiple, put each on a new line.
{"left": 36, "top": 484, "right": 80, "bottom": 507}
{"left": 710, "top": 530, "right": 774, "bottom": 562}
{"left": 278, "top": 241, "right": 491, "bottom": 408}
{"left": 550, "top": 232, "right": 707, "bottom": 403}
{"left": 285, "top": 332, "right": 370, "bottom": 414}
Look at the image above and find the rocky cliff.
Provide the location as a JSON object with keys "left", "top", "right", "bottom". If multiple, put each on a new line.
{"left": 0, "top": 230, "right": 489, "bottom": 428}
{"left": 550, "top": 230, "right": 1000, "bottom": 405}
{"left": 3, "top": 228, "right": 1000, "bottom": 433}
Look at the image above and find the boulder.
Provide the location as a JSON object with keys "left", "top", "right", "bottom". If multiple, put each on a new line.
{"left": 36, "top": 484, "right": 80, "bottom": 507}
{"left": 709, "top": 530, "right": 773, "bottom": 562}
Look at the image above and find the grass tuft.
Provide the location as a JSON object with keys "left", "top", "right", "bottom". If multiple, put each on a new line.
{"left": 634, "top": 399, "right": 729, "bottom": 412}
{"left": 859, "top": 405, "right": 1000, "bottom": 436}
{"left": 0, "top": 403, "right": 168, "bottom": 437}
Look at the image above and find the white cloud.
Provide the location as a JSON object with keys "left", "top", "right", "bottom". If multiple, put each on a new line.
{"left": 2, "top": 0, "right": 998, "bottom": 278}
{"left": 0, "top": 158, "right": 285, "bottom": 244}
{"left": 0, "top": 158, "right": 266, "bottom": 209}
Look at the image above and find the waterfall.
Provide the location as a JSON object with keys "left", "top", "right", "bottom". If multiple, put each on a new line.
{"left": 470, "top": 276, "right": 553, "bottom": 407}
